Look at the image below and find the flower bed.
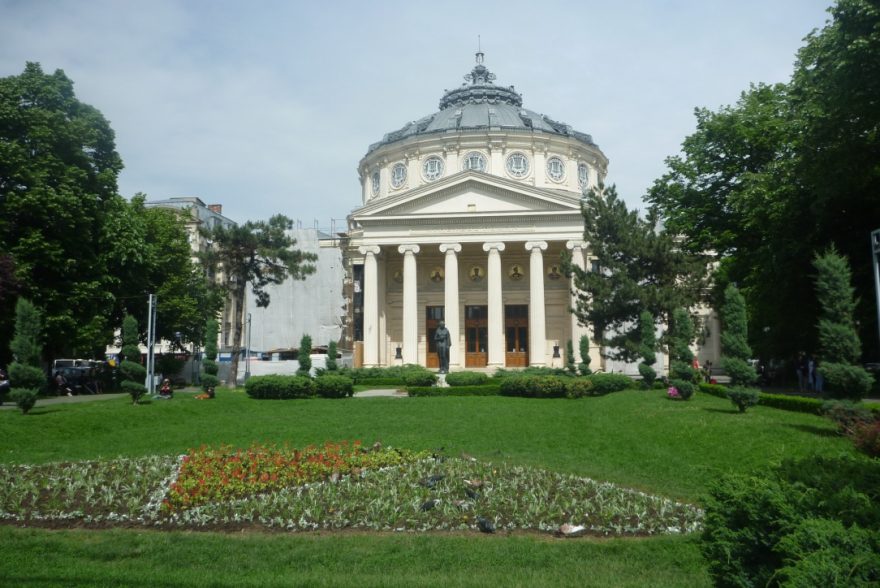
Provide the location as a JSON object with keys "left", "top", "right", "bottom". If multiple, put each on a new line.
{"left": 0, "top": 442, "right": 702, "bottom": 537}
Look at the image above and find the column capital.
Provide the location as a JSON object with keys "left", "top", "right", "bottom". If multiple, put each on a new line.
{"left": 525, "top": 241, "right": 548, "bottom": 252}
{"left": 358, "top": 245, "right": 381, "bottom": 255}
{"left": 482, "top": 241, "right": 506, "bottom": 253}
{"left": 566, "top": 240, "right": 588, "bottom": 251}
{"left": 397, "top": 244, "right": 421, "bottom": 255}
{"left": 439, "top": 243, "right": 462, "bottom": 254}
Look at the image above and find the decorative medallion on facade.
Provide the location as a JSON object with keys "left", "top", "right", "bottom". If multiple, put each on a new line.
{"left": 390, "top": 163, "right": 407, "bottom": 188}
{"left": 508, "top": 264, "right": 525, "bottom": 280}
{"left": 463, "top": 151, "right": 486, "bottom": 172}
{"left": 547, "top": 265, "right": 563, "bottom": 280}
{"left": 578, "top": 163, "right": 589, "bottom": 190}
{"left": 429, "top": 266, "right": 444, "bottom": 282}
{"left": 422, "top": 156, "right": 444, "bottom": 181}
{"left": 468, "top": 265, "right": 485, "bottom": 281}
{"left": 546, "top": 156, "right": 565, "bottom": 182}
{"left": 371, "top": 171, "right": 380, "bottom": 196}
{"left": 506, "top": 152, "right": 529, "bottom": 178}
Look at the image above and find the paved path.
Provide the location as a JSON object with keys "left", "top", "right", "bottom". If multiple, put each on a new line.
{"left": 353, "top": 389, "right": 408, "bottom": 398}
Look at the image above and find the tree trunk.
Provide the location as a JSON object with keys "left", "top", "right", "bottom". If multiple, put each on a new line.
{"left": 228, "top": 283, "right": 246, "bottom": 388}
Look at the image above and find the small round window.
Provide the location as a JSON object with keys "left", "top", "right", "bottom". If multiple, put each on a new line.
{"left": 464, "top": 151, "right": 486, "bottom": 172}
{"left": 578, "top": 163, "right": 589, "bottom": 189}
{"left": 506, "top": 152, "right": 529, "bottom": 178}
{"left": 546, "top": 156, "right": 565, "bottom": 182}
{"left": 371, "top": 171, "right": 380, "bottom": 195}
{"left": 422, "top": 156, "right": 444, "bottom": 181}
{"left": 390, "top": 163, "right": 407, "bottom": 188}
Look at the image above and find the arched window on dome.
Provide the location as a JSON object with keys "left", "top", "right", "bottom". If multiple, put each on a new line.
{"left": 506, "top": 152, "right": 530, "bottom": 178}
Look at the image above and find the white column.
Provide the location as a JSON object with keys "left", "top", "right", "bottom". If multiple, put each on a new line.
{"left": 483, "top": 242, "right": 506, "bottom": 368}
{"left": 358, "top": 245, "right": 381, "bottom": 367}
{"left": 526, "top": 241, "right": 548, "bottom": 366}
{"left": 398, "top": 244, "right": 420, "bottom": 364}
{"left": 440, "top": 243, "right": 462, "bottom": 369}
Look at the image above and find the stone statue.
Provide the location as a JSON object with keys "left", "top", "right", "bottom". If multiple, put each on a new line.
{"left": 434, "top": 320, "right": 451, "bottom": 374}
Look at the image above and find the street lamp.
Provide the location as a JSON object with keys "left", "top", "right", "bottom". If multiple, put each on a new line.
{"left": 245, "top": 312, "right": 252, "bottom": 381}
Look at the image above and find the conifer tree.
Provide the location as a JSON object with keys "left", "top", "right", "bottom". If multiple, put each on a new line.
{"left": 565, "top": 340, "right": 577, "bottom": 375}
{"left": 813, "top": 248, "right": 873, "bottom": 399}
{"left": 119, "top": 314, "right": 146, "bottom": 404}
{"left": 325, "top": 340, "right": 338, "bottom": 372}
{"left": 578, "top": 334, "right": 592, "bottom": 376}
{"left": 8, "top": 298, "right": 44, "bottom": 413}
{"left": 638, "top": 310, "right": 657, "bottom": 387}
{"left": 719, "top": 284, "right": 757, "bottom": 386}
{"left": 201, "top": 318, "right": 220, "bottom": 391}
{"left": 668, "top": 308, "right": 696, "bottom": 399}
{"left": 298, "top": 334, "right": 313, "bottom": 377}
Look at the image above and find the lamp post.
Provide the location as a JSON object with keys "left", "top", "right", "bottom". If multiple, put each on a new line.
{"left": 245, "top": 312, "right": 252, "bottom": 382}
{"left": 872, "top": 229, "right": 880, "bottom": 356}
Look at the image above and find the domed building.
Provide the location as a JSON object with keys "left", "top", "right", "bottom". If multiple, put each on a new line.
{"left": 345, "top": 53, "right": 609, "bottom": 370}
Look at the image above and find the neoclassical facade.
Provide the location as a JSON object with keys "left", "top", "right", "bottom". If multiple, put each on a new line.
{"left": 345, "top": 53, "right": 610, "bottom": 370}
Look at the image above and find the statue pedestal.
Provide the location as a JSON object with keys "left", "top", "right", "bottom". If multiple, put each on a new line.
{"left": 437, "top": 373, "right": 449, "bottom": 388}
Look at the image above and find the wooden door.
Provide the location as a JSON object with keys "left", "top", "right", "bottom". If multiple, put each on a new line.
{"left": 425, "top": 306, "right": 444, "bottom": 368}
{"left": 505, "top": 304, "right": 529, "bottom": 367}
{"left": 465, "top": 305, "right": 488, "bottom": 368}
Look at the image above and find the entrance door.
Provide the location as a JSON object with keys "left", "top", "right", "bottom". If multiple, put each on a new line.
{"left": 425, "top": 306, "right": 444, "bottom": 368}
{"left": 465, "top": 305, "right": 488, "bottom": 368}
{"left": 505, "top": 304, "right": 529, "bottom": 367}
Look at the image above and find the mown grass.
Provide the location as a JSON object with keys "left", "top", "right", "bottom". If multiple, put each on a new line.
{"left": 0, "top": 388, "right": 855, "bottom": 586}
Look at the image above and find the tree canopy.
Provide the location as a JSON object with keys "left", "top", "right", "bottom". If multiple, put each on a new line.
{"left": 647, "top": 0, "right": 880, "bottom": 360}
{"left": 200, "top": 215, "right": 317, "bottom": 386}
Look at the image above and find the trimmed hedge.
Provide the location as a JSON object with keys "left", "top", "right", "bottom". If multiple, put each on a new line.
{"left": 565, "top": 378, "right": 594, "bottom": 399}
{"left": 444, "top": 371, "right": 489, "bottom": 387}
{"left": 499, "top": 375, "right": 568, "bottom": 398}
{"left": 588, "top": 373, "right": 636, "bottom": 395}
{"left": 403, "top": 371, "right": 438, "bottom": 387}
{"left": 408, "top": 385, "right": 501, "bottom": 397}
{"left": 245, "top": 375, "right": 315, "bottom": 399}
{"left": 698, "top": 383, "right": 826, "bottom": 415}
{"left": 315, "top": 375, "right": 354, "bottom": 398}
{"left": 493, "top": 367, "right": 572, "bottom": 379}
{"left": 339, "top": 365, "right": 432, "bottom": 385}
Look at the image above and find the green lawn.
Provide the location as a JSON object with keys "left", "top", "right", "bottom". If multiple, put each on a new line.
{"left": 0, "top": 389, "right": 856, "bottom": 586}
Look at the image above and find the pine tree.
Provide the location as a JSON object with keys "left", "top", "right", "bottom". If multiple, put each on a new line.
{"left": 8, "top": 298, "right": 43, "bottom": 413}
{"left": 578, "top": 334, "right": 592, "bottom": 376}
{"left": 668, "top": 308, "right": 696, "bottom": 399}
{"left": 719, "top": 284, "right": 757, "bottom": 386}
{"left": 813, "top": 248, "right": 873, "bottom": 400}
{"left": 637, "top": 310, "right": 657, "bottom": 388}
{"left": 565, "top": 340, "right": 577, "bottom": 375}
{"left": 326, "top": 340, "right": 338, "bottom": 372}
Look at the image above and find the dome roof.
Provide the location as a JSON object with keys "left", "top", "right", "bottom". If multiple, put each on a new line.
{"left": 367, "top": 53, "right": 597, "bottom": 153}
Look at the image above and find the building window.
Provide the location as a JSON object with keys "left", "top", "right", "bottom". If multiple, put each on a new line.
{"left": 546, "top": 156, "right": 565, "bottom": 182}
{"left": 422, "top": 156, "right": 444, "bottom": 181}
{"left": 464, "top": 151, "right": 486, "bottom": 172}
{"left": 390, "top": 163, "right": 407, "bottom": 188}
{"left": 506, "top": 152, "right": 529, "bottom": 178}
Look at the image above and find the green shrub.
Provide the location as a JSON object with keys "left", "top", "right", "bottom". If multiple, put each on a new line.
{"left": 315, "top": 375, "right": 353, "bottom": 398}
{"left": 200, "top": 374, "right": 221, "bottom": 391}
{"left": 9, "top": 363, "right": 45, "bottom": 392}
{"left": 586, "top": 373, "right": 634, "bottom": 395}
{"left": 245, "top": 375, "right": 315, "bottom": 399}
{"left": 325, "top": 341, "right": 338, "bottom": 372}
{"left": 119, "top": 360, "right": 146, "bottom": 383}
{"left": 637, "top": 363, "right": 656, "bottom": 388}
{"left": 297, "top": 334, "right": 313, "bottom": 376}
{"left": 403, "top": 371, "right": 438, "bottom": 387}
{"left": 120, "top": 380, "right": 146, "bottom": 404}
{"left": 720, "top": 357, "right": 757, "bottom": 388}
{"left": 493, "top": 367, "right": 571, "bottom": 379}
{"left": 853, "top": 421, "right": 880, "bottom": 458}
{"left": 408, "top": 385, "right": 500, "bottom": 397}
{"left": 339, "top": 364, "right": 430, "bottom": 384}
{"left": 499, "top": 375, "right": 568, "bottom": 398}
{"left": 727, "top": 386, "right": 760, "bottom": 413}
{"left": 699, "top": 382, "right": 728, "bottom": 399}
{"left": 820, "top": 362, "right": 874, "bottom": 401}
{"left": 759, "top": 393, "right": 823, "bottom": 415}
{"left": 702, "top": 455, "right": 880, "bottom": 588}
{"left": 777, "top": 518, "right": 880, "bottom": 587}
{"left": 202, "top": 359, "right": 219, "bottom": 377}
{"left": 669, "top": 379, "right": 694, "bottom": 400}
{"left": 9, "top": 388, "right": 38, "bottom": 414}
{"left": 578, "top": 334, "right": 592, "bottom": 376}
{"left": 822, "top": 400, "right": 875, "bottom": 436}
{"left": 445, "top": 371, "right": 488, "bottom": 387}
{"left": 565, "top": 378, "right": 594, "bottom": 398}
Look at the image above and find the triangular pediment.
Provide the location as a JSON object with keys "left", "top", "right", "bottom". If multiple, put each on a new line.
{"left": 352, "top": 171, "right": 582, "bottom": 221}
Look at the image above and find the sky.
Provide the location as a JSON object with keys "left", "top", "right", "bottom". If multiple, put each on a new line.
{"left": 1, "top": 0, "right": 833, "bottom": 230}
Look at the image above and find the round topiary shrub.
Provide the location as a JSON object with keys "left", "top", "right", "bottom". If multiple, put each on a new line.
{"left": 121, "top": 380, "right": 147, "bottom": 404}
{"left": 403, "top": 371, "right": 438, "bottom": 387}
{"left": 315, "top": 375, "right": 354, "bottom": 398}
{"left": 9, "top": 363, "right": 46, "bottom": 392}
{"left": 10, "top": 388, "right": 38, "bottom": 414}
{"left": 444, "top": 371, "right": 489, "bottom": 387}
{"left": 726, "top": 386, "right": 760, "bottom": 413}
{"left": 586, "top": 373, "right": 635, "bottom": 395}
{"left": 200, "top": 374, "right": 221, "bottom": 391}
{"left": 669, "top": 379, "right": 695, "bottom": 400}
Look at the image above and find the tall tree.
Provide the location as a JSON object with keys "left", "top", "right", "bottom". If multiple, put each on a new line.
{"left": 647, "top": 0, "right": 880, "bottom": 360}
{"left": 813, "top": 248, "right": 873, "bottom": 400}
{"left": 568, "top": 185, "right": 706, "bottom": 362}
{"left": 0, "top": 62, "right": 123, "bottom": 358}
{"left": 719, "top": 284, "right": 757, "bottom": 386}
{"left": 200, "top": 215, "right": 316, "bottom": 386}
